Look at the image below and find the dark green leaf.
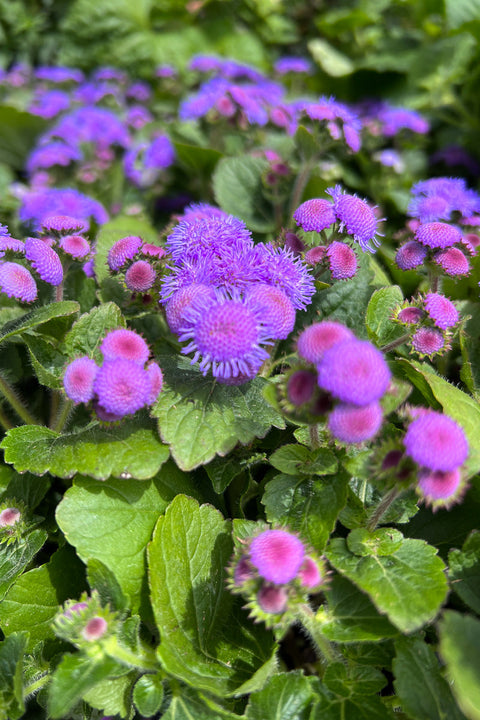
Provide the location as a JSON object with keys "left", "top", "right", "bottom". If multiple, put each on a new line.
{"left": 323, "top": 663, "right": 386, "bottom": 697}
{"left": 0, "top": 301, "right": 79, "bottom": 346}
{"left": 82, "top": 672, "right": 136, "bottom": 718}
{"left": 0, "top": 106, "right": 47, "bottom": 170}
{"left": 23, "top": 334, "right": 68, "bottom": 390}
{"left": 245, "top": 671, "right": 315, "bottom": 720}
{"left": 152, "top": 354, "right": 284, "bottom": 471}
{"left": 161, "top": 686, "right": 240, "bottom": 720}
{"left": 269, "top": 445, "right": 338, "bottom": 476}
{"left": 87, "top": 559, "right": 128, "bottom": 612}
{"left": 149, "top": 495, "right": 277, "bottom": 696}
{"left": 0, "top": 528, "right": 47, "bottom": 600}
{"left": 1, "top": 414, "right": 169, "bottom": 480}
{"left": 327, "top": 532, "right": 448, "bottom": 633}
{"left": 294, "top": 125, "right": 322, "bottom": 161}
{"left": 0, "top": 632, "right": 28, "bottom": 720}
{"left": 309, "top": 677, "right": 394, "bottom": 720}
{"left": 174, "top": 142, "right": 223, "bottom": 175}
{"left": 448, "top": 531, "right": 480, "bottom": 614}
{"left": 393, "top": 637, "right": 467, "bottom": 720}
{"left": 213, "top": 156, "right": 275, "bottom": 232}
{"left": 439, "top": 611, "right": 480, "bottom": 720}
{"left": 133, "top": 673, "right": 164, "bottom": 717}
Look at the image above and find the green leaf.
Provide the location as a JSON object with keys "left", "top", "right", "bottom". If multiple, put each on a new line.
{"left": 262, "top": 473, "right": 348, "bottom": 553}
{"left": 245, "top": 671, "right": 315, "bottom": 720}
{"left": 1, "top": 414, "right": 169, "bottom": 480}
{"left": 365, "top": 286, "right": 405, "bottom": 347}
{"left": 151, "top": 354, "right": 284, "bottom": 472}
{"left": 148, "top": 495, "right": 277, "bottom": 696}
{"left": 23, "top": 334, "right": 68, "bottom": 390}
{"left": 94, "top": 215, "right": 159, "bottom": 285}
{"left": 63, "top": 301, "right": 125, "bottom": 362}
{"left": 87, "top": 559, "right": 128, "bottom": 612}
{"left": 439, "top": 611, "right": 480, "bottom": 720}
{"left": 0, "top": 105, "right": 47, "bottom": 170}
{"left": 448, "top": 531, "right": 480, "bottom": 614}
{"left": 2, "top": 472, "right": 50, "bottom": 510}
{"left": 0, "top": 301, "right": 79, "bottom": 347}
{"left": 0, "top": 632, "right": 28, "bottom": 720}
{"left": 326, "top": 531, "right": 448, "bottom": 633}
{"left": 396, "top": 359, "right": 480, "bottom": 479}
{"left": 56, "top": 465, "right": 196, "bottom": 614}
{"left": 323, "top": 663, "right": 386, "bottom": 697}
{"left": 0, "top": 528, "right": 47, "bottom": 600}
{"left": 393, "top": 637, "right": 467, "bottom": 720}
{"left": 213, "top": 156, "right": 275, "bottom": 232}
{"left": 347, "top": 528, "right": 404, "bottom": 557}
{"left": 294, "top": 125, "right": 322, "bottom": 161}
{"left": 317, "top": 575, "right": 399, "bottom": 643}
{"left": 205, "top": 450, "right": 267, "bottom": 494}
{"left": 133, "top": 673, "right": 164, "bottom": 718}
{"left": 0, "top": 546, "right": 87, "bottom": 651}
{"left": 309, "top": 677, "right": 394, "bottom": 720}
{"left": 174, "top": 142, "right": 223, "bottom": 175}
{"left": 48, "top": 653, "right": 122, "bottom": 719}
{"left": 82, "top": 672, "right": 136, "bottom": 718}
{"left": 269, "top": 445, "right": 338, "bottom": 476}
{"left": 446, "top": 0, "right": 480, "bottom": 29}
{"left": 162, "top": 686, "right": 240, "bottom": 720}
{"left": 308, "top": 39, "right": 355, "bottom": 76}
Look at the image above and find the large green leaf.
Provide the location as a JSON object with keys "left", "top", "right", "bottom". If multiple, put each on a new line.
{"left": 56, "top": 466, "right": 196, "bottom": 613}
{"left": 309, "top": 677, "right": 394, "bottom": 720}
{"left": 0, "top": 528, "right": 47, "bottom": 601}
{"left": 63, "top": 301, "right": 125, "bottom": 362}
{"left": 365, "top": 286, "right": 405, "bottom": 347}
{"left": 151, "top": 354, "right": 284, "bottom": 471}
{"left": 445, "top": 0, "right": 480, "bottom": 28}
{"left": 326, "top": 531, "right": 448, "bottom": 633}
{"left": 245, "top": 671, "right": 315, "bottom": 720}
{"left": 1, "top": 414, "right": 169, "bottom": 480}
{"left": 439, "top": 611, "right": 480, "bottom": 720}
{"left": 393, "top": 637, "right": 467, "bottom": 720}
{"left": 0, "top": 106, "right": 47, "bottom": 170}
{"left": 0, "top": 301, "right": 79, "bottom": 347}
{"left": 174, "top": 142, "right": 223, "bottom": 175}
{"left": 148, "top": 495, "right": 277, "bottom": 697}
{"left": 268, "top": 445, "right": 338, "bottom": 476}
{"left": 23, "top": 334, "right": 69, "bottom": 390}
{"left": 448, "top": 531, "right": 480, "bottom": 614}
{"left": 0, "top": 546, "right": 87, "bottom": 651}
{"left": 213, "top": 156, "right": 275, "bottom": 232}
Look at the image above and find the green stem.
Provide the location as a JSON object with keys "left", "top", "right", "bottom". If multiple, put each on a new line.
{"left": 0, "top": 374, "right": 39, "bottom": 425}
{"left": 51, "top": 395, "right": 74, "bottom": 433}
{"left": 24, "top": 672, "right": 50, "bottom": 698}
{"left": 0, "top": 405, "right": 13, "bottom": 431}
{"left": 289, "top": 160, "right": 316, "bottom": 219}
{"left": 297, "top": 604, "right": 342, "bottom": 665}
{"left": 309, "top": 424, "right": 320, "bottom": 450}
{"left": 380, "top": 333, "right": 410, "bottom": 353}
{"left": 367, "top": 486, "right": 401, "bottom": 532}
{"left": 102, "top": 637, "right": 158, "bottom": 673}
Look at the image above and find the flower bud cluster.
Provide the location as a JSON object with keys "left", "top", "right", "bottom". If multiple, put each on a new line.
{"left": 280, "top": 321, "right": 391, "bottom": 444}
{"left": 53, "top": 590, "right": 118, "bottom": 648}
{"left": 107, "top": 234, "right": 166, "bottom": 294}
{"left": 63, "top": 327, "right": 163, "bottom": 421}
{"left": 393, "top": 293, "right": 459, "bottom": 358}
{"left": 0, "top": 501, "right": 27, "bottom": 544}
{"left": 227, "top": 528, "right": 326, "bottom": 628}
{"left": 395, "top": 219, "right": 477, "bottom": 277}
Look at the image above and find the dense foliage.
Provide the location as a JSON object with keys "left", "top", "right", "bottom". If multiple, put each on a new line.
{"left": 1, "top": 1, "right": 480, "bottom": 719}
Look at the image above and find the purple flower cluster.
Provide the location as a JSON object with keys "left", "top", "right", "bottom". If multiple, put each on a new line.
{"left": 107, "top": 235, "right": 165, "bottom": 293}
{"left": 19, "top": 187, "right": 108, "bottom": 231}
{"left": 408, "top": 177, "right": 480, "bottom": 223}
{"left": 394, "top": 293, "right": 459, "bottom": 358}
{"left": 403, "top": 408, "right": 469, "bottom": 508}
{"left": 63, "top": 328, "right": 163, "bottom": 421}
{"left": 228, "top": 527, "right": 325, "bottom": 626}
{"left": 292, "top": 321, "right": 391, "bottom": 443}
{"left": 123, "top": 135, "right": 176, "bottom": 187}
{"left": 299, "top": 96, "right": 362, "bottom": 152}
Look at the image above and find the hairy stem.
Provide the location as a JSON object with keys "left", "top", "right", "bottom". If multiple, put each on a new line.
{"left": 381, "top": 332, "right": 411, "bottom": 353}
{"left": 367, "top": 486, "right": 401, "bottom": 532}
{"left": 51, "top": 395, "right": 74, "bottom": 433}
{"left": 0, "top": 404, "right": 13, "bottom": 431}
{"left": 309, "top": 424, "right": 320, "bottom": 450}
{"left": 0, "top": 374, "right": 39, "bottom": 425}
{"left": 298, "top": 604, "right": 342, "bottom": 665}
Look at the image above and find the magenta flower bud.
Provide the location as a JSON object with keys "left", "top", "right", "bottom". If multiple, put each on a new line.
{"left": 298, "top": 557, "right": 323, "bottom": 589}
{"left": 328, "top": 401, "right": 383, "bottom": 443}
{"left": 382, "top": 449, "right": 404, "bottom": 470}
{"left": 404, "top": 410, "right": 468, "bottom": 472}
{"left": 249, "top": 529, "right": 305, "bottom": 584}
{"left": 233, "top": 557, "right": 255, "bottom": 586}
{"left": 0, "top": 262, "right": 37, "bottom": 302}
{"left": 296, "top": 321, "right": 354, "bottom": 364}
{"left": 411, "top": 327, "right": 444, "bottom": 355}
{"left": 283, "top": 231, "right": 305, "bottom": 255}
{"left": 81, "top": 616, "right": 108, "bottom": 641}
{"left": 100, "top": 329, "right": 150, "bottom": 365}
{"left": 257, "top": 585, "right": 288, "bottom": 614}
{"left": 245, "top": 284, "right": 296, "bottom": 339}
{"left": 395, "top": 240, "right": 427, "bottom": 270}
{"left": 145, "top": 361, "right": 163, "bottom": 404}
{"left": 42, "top": 215, "right": 88, "bottom": 235}
{"left": 433, "top": 247, "right": 470, "bottom": 276}
{"left": 293, "top": 198, "right": 336, "bottom": 233}
{"left": 462, "top": 233, "right": 480, "bottom": 254}
{"left": 0, "top": 507, "right": 21, "bottom": 527}
{"left": 397, "top": 306, "right": 424, "bottom": 324}
{"left": 140, "top": 243, "right": 166, "bottom": 259}
{"left": 63, "top": 357, "right": 98, "bottom": 403}
{"left": 107, "top": 235, "right": 143, "bottom": 271}
{"left": 415, "top": 222, "right": 462, "bottom": 249}
{"left": 326, "top": 241, "right": 357, "bottom": 279}
{"left": 286, "top": 369, "right": 317, "bottom": 406}
{"left": 25, "top": 237, "right": 63, "bottom": 285}
{"left": 317, "top": 338, "right": 391, "bottom": 406}
{"left": 59, "top": 234, "right": 90, "bottom": 259}
{"left": 64, "top": 601, "right": 89, "bottom": 618}
{"left": 0, "top": 237, "right": 25, "bottom": 254}
{"left": 424, "top": 293, "right": 459, "bottom": 329}
{"left": 94, "top": 359, "right": 151, "bottom": 417}
{"left": 327, "top": 186, "right": 381, "bottom": 252}
{"left": 304, "top": 246, "right": 327, "bottom": 265}
{"left": 417, "top": 467, "right": 462, "bottom": 505}
{"left": 125, "top": 260, "right": 156, "bottom": 292}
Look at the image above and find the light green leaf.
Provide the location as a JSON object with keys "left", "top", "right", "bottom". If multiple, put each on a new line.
{"left": 269, "top": 445, "right": 338, "bottom": 476}
{"left": 152, "top": 355, "right": 284, "bottom": 471}
{"left": 161, "top": 686, "right": 240, "bottom": 720}
{"left": 133, "top": 673, "right": 164, "bottom": 718}
{"left": 213, "top": 156, "right": 275, "bottom": 232}
{"left": 326, "top": 531, "right": 448, "bottom": 633}
{"left": 308, "top": 39, "right": 354, "bottom": 76}
{"left": 316, "top": 575, "right": 399, "bottom": 643}
{"left": 393, "top": 637, "right": 467, "bottom": 720}
{"left": 56, "top": 466, "right": 195, "bottom": 614}
{"left": 448, "top": 531, "right": 480, "bottom": 614}
{"left": 0, "top": 301, "right": 79, "bottom": 346}
{"left": 0, "top": 528, "right": 47, "bottom": 601}
{"left": 245, "top": 671, "right": 315, "bottom": 720}
{"left": 63, "top": 301, "right": 125, "bottom": 362}
{"left": 149, "top": 495, "right": 277, "bottom": 696}
{"left": 446, "top": 0, "right": 480, "bottom": 28}
{"left": 365, "top": 286, "right": 405, "bottom": 347}
{"left": 439, "top": 611, "right": 480, "bottom": 720}
{"left": 1, "top": 414, "right": 169, "bottom": 480}
{"left": 82, "top": 672, "right": 136, "bottom": 718}
{"left": 0, "top": 546, "right": 87, "bottom": 651}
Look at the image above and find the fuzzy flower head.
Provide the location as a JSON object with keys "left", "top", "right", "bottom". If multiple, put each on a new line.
{"left": 297, "top": 321, "right": 354, "bottom": 365}
{"left": 63, "top": 357, "right": 98, "bottom": 404}
{"left": 59, "top": 234, "right": 91, "bottom": 259}
{"left": 301, "top": 96, "right": 362, "bottom": 152}
{"left": 395, "top": 240, "right": 427, "bottom": 270}
{"left": 249, "top": 529, "right": 305, "bottom": 584}
{"left": 326, "top": 241, "right": 357, "bottom": 279}
{"left": 414, "top": 222, "right": 462, "bottom": 250}
{"left": 285, "top": 369, "right": 318, "bottom": 407}
{"left": 424, "top": 293, "right": 459, "bottom": 330}
{"left": 107, "top": 236, "right": 143, "bottom": 271}
{"left": 327, "top": 186, "right": 382, "bottom": 252}
{"left": 125, "top": 260, "right": 156, "bottom": 292}
{"left": 178, "top": 290, "right": 271, "bottom": 380}
{"left": 100, "top": 328, "right": 150, "bottom": 365}
{"left": 24, "top": 237, "right": 63, "bottom": 285}
{"left": 42, "top": 215, "right": 88, "bottom": 236}
{"left": 19, "top": 188, "right": 108, "bottom": 231}
{"left": 317, "top": 338, "right": 391, "bottom": 406}
{"left": 0, "top": 262, "right": 37, "bottom": 302}
{"left": 403, "top": 410, "right": 469, "bottom": 472}
{"left": 416, "top": 467, "right": 466, "bottom": 510}
{"left": 165, "top": 283, "right": 216, "bottom": 334}
{"left": 411, "top": 327, "right": 445, "bottom": 357}
{"left": 433, "top": 247, "right": 470, "bottom": 276}
{"left": 293, "top": 198, "right": 336, "bottom": 233}
{"left": 328, "top": 401, "right": 383, "bottom": 444}
{"left": 244, "top": 283, "right": 296, "bottom": 340}
{"left": 254, "top": 244, "right": 315, "bottom": 310}
{"left": 93, "top": 359, "right": 151, "bottom": 416}
{"left": 145, "top": 361, "right": 163, "bottom": 404}
{"left": 166, "top": 215, "right": 253, "bottom": 266}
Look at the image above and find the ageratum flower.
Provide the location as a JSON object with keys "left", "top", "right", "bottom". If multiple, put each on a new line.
{"left": 424, "top": 293, "right": 459, "bottom": 330}
{"left": 328, "top": 401, "right": 383, "bottom": 443}
{"left": 165, "top": 283, "right": 216, "bottom": 334}
{"left": 28, "top": 90, "right": 71, "bottom": 119}
{"left": 24, "top": 237, "right": 63, "bottom": 285}
{"left": 274, "top": 57, "right": 312, "bottom": 75}
{"left": 125, "top": 260, "right": 156, "bottom": 292}
{"left": 166, "top": 215, "right": 254, "bottom": 265}
{"left": 411, "top": 327, "right": 445, "bottom": 356}
{"left": 100, "top": 329, "right": 150, "bottom": 365}
{"left": 107, "top": 236, "right": 143, "bottom": 271}
{"left": 414, "top": 222, "right": 463, "bottom": 250}
{"left": 0, "top": 262, "right": 37, "bottom": 302}
{"left": 59, "top": 235, "right": 90, "bottom": 259}
{"left": 249, "top": 529, "right": 305, "bottom": 584}
{"left": 327, "top": 185, "right": 382, "bottom": 252}
{"left": 244, "top": 283, "right": 296, "bottom": 340}
{"left": 395, "top": 240, "right": 427, "bottom": 270}
{"left": 93, "top": 359, "right": 151, "bottom": 416}
{"left": 404, "top": 410, "right": 468, "bottom": 472}
{"left": 297, "top": 321, "right": 354, "bottom": 365}
{"left": 26, "top": 142, "right": 82, "bottom": 175}
{"left": 433, "top": 247, "right": 470, "bottom": 276}
{"left": 19, "top": 188, "right": 108, "bottom": 231}
{"left": 63, "top": 357, "right": 98, "bottom": 403}
{"left": 326, "top": 241, "right": 357, "bottom": 279}
{"left": 293, "top": 198, "right": 336, "bottom": 233}
{"left": 301, "top": 96, "right": 362, "bottom": 152}
{"left": 254, "top": 244, "right": 315, "bottom": 310}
